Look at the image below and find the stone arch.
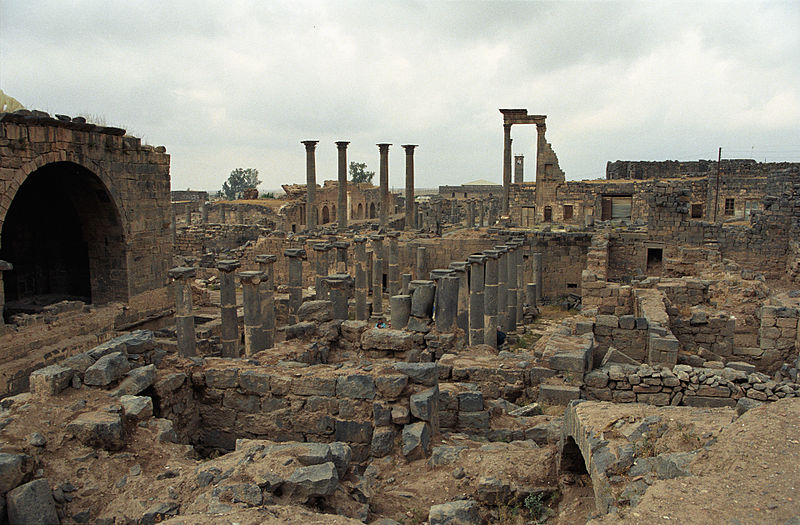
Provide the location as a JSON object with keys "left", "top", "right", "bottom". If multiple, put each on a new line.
{"left": 321, "top": 205, "right": 330, "bottom": 224}
{"left": 0, "top": 160, "right": 129, "bottom": 312}
{"left": 369, "top": 202, "right": 376, "bottom": 219}
{"left": 357, "top": 203, "right": 363, "bottom": 219}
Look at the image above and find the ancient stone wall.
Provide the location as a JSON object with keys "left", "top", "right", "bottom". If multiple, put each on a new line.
{"left": 529, "top": 232, "right": 591, "bottom": 300}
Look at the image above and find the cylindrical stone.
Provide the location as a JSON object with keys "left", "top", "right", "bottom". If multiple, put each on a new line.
{"left": 506, "top": 244, "right": 518, "bottom": 332}
{"left": 410, "top": 280, "right": 435, "bottom": 319}
{"left": 416, "top": 246, "right": 427, "bottom": 282}
{"left": 370, "top": 234, "right": 385, "bottom": 318}
{"left": 429, "top": 268, "right": 455, "bottom": 329}
{"left": 479, "top": 202, "right": 485, "bottom": 228}
{"left": 238, "top": 271, "right": 265, "bottom": 356}
{"left": 390, "top": 295, "right": 412, "bottom": 329}
{"left": 302, "top": 140, "right": 319, "bottom": 230}
{"left": 435, "top": 275, "right": 459, "bottom": 332}
{"left": 532, "top": 252, "right": 543, "bottom": 304}
{"left": 403, "top": 145, "right": 417, "bottom": 230}
{"left": 336, "top": 141, "right": 349, "bottom": 232}
{"left": 468, "top": 254, "right": 486, "bottom": 345}
{"left": 495, "top": 245, "right": 509, "bottom": 332}
{"left": 333, "top": 241, "right": 349, "bottom": 274}
{"left": 185, "top": 203, "right": 192, "bottom": 225}
{"left": 284, "top": 248, "right": 305, "bottom": 324}
{"left": 483, "top": 250, "right": 499, "bottom": 349}
{"left": 217, "top": 259, "right": 241, "bottom": 358}
{"left": 387, "top": 231, "right": 400, "bottom": 296}
{"left": 256, "top": 254, "right": 277, "bottom": 349}
{"left": 353, "top": 237, "right": 368, "bottom": 320}
{"left": 168, "top": 266, "right": 197, "bottom": 357}
{"left": 526, "top": 283, "right": 538, "bottom": 309}
{"left": 401, "top": 273, "right": 412, "bottom": 295}
{"left": 313, "top": 243, "right": 331, "bottom": 300}
{"left": 449, "top": 261, "right": 469, "bottom": 334}
{"left": 502, "top": 122, "right": 512, "bottom": 216}
{"left": 200, "top": 201, "right": 208, "bottom": 223}
{"left": 378, "top": 143, "right": 391, "bottom": 227}
{"left": 325, "top": 274, "right": 350, "bottom": 320}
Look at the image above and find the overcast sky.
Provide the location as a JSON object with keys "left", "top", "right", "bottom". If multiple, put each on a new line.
{"left": 2, "top": 1, "right": 799, "bottom": 192}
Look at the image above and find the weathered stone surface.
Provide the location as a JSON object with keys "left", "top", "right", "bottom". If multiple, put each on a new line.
{"left": 509, "top": 403, "right": 543, "bottom": 417}
{"left": 150, "top": 418, "right": 178, "bottom": 443}
{"left": 285, "top": 461, "right": 339, "bottom": 498}
{"left": 297, "top": 300, "right": 333, "bottom": 323}
{"left": 292, "top": 376, "right": 336, "bottom": 397}
{"left": 538, "top": 384, "right": 581, "bottom": 405}
{"left": 6, "top": 479, "right": 59, "bottom": 525}
{"left": 336, "top": 375, "right": 376, "bottom": 399}
{"left": 393, "top": 362, "right": 438, "bottom": 386}
{"left": 328, "top": 442, "right": 352, "bottom": 478}
{"left": 457, "top": 392, "right": 483, "bottom": 412}
{"left": 736, "top": 397, "right": 763, "bottom": 416}
{"left": 428, "top": 445, "right": 467, "bottom": 467}
{"left": 67, "top": 411, "right": 124, "bottom": 450}
{"left": 296, "top": 443, "right": 333, "bottom": 466}
{"left": 410, "top": 387, "right": 438, "bottom": 421}
{"left": 61, "top": 352, "right": 96, "bottom": 375}
{"left": 375, "top": 375, "right": 408, "bottom": 398}
{"left": 214, "top": 483, "right": 262, "bottom": 506}
{"left": 112, "top": 364, "right": 156, "bottom": 396}
{"left": 682, "top": 396, "right": 736, "bottom": 408}
{"left": 334, "top": 420, "right": 372, "bottom": 443}
{"left": 83, "top": 352, "right": 131, "bottom": 386}
{"left": 119, "top": 330, "right": 155, "bottom": 354}
{"left": 457, "top": 411, "right": 490, "bottom": 430}
{"left": 0, "top": 453, "right": 33, "bottom": 493}
{"left": 29, "top": 365, "right": 74, "bottom": 396}
{"left": 391, "top": 406, "right": 410, "bottom": 425}
{"left": 371, "top": 428, "right": 395, "bottom": 458}
{"left": 601, "top": 348, "right": 640, "bottom": 366}
{"left": 153, "top": 372, "right": 187, "bottom": 396}
{"left": 340, "top": 320, "right": 370, "bottom": 341}
{"left": 429, "top": 499, "right": 484, "bottom": 525}
{"left": 120, "top": 395, "right": 154, "bottom": 421}
{"left": 285, "top": 321, "right": 316, "bottom": 339}
{"left": 238, "top": 370, "right": 271, "bottom": 394}
{"left": 402, "top": 422, "right": 431, "bottom": 461}
{"left": 362, "top": 329, "right": 415, "bottom": 352}
{"left": 584, "top": 369, "right": 609, "bottom": 388}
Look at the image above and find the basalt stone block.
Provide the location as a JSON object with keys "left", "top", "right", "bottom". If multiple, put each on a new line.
{"left": 285, "top": 462, "right": 339, "bottom": 498}
{"left": 238, "top": 370, "right": 271, "bottom": 394}
{"left": 457, "top": 391, "right": 484, "bottom": 412}
{"left": 457, "top": 411, "right": 490, "bottom": 431}
{"left": 328, "top": 442, "right": 352, "bottom": 478}
{"left": 6, "top": 479, "right": 59, "bottom": 525}
{"left": 29, "top": 365, "right": 74, "bottom": 396}
{"left": 297, "top": 300, "right": 333, "bottom": 323}
{"left": 336, "top": 375, "right": 376, "bottom": 399}
{"left": 67, "top": 411, "right": 124, "bottom": 450}
{"left": 292, "top": 376, "right": 336, "bottom": 397}
{"left": 391, "top": 406, "right": 410, "bottom": 425}
{"left": 285, "top": 321, "right": 316, "bottom": 340}
{"left": 61, "top": 352, "right": 96, "bottom": 376}
{"left": 428, "top": 499, "right": 483, "bottom": 525}
{"left": 120, "top": 395, "right": 154, "bottom": 421}
{"left": 538, "top": 384, "right": 581, "bottom": 405}
{"left": 120, "top": 330, "right": 155, "bottom": 354}
{"left": 371, "top": 428, "right": 396, "bottom": 458}
{"left": 205, "top": 367, "right": 239, "bottom": 389}
{"left": 83, "top": 352, "right": 131, "bottom": 386}
{"left": 402, "top": 422, "right": 431, "bottom": 461}
{"left": 361, "top": 328, "right": 415, "bottom": 352}
{"left": 296, "top": 443, "right": 333, "bottom": 466}
{"left": 334, "top": 420, "right": 373, "bottom": 444}
{"left": 0, "top": 453, "right": 33, "bottom": 493}
{"left": 375, "top": 375, "right": 408, "bottom": 398}
{"left": 393, "top": 362, "right": 438, "bottom": 386}
{"left": 410, "top": 387, "right": 438, "bottom": 421}
{"left": 112, "top": 364, "right": 156, "bottom": 397}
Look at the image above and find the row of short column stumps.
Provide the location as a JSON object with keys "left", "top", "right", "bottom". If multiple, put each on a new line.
{"left": 167, "top": 232, "right": 542, "bottom": 358}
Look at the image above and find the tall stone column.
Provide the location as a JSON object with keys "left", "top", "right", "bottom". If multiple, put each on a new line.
{"left": 353, "top": 237, "right": 368, "bottom": 320}
{"left": 386, "top": 231, "right": 400, "bottom": 296}
{"left": 483, "top": 250, "right": 499, "bottom": 349}
{"left": 466, "top": 200, "right": 474, "bottom": 228}
{"left": 506, "top": 244, "right": 518, "bottom": 332}
{"left": 502, "top": 123, "right": 512, "bottom": 217}
{"left": 168, "top": 267, "right": 197, "bottom": 357}
{"left": 514, "top": 154, "right": 524, "bottom": 183}
{"left": 468, "top": 254, "right": 486, "bottom": 345}
{"left": 284, "top": 248, "right": 305, "bottom": 324}
{"left": 185, "top": 203, "right": 192, "bottom": 226}
{"left": 336, "top": 141, "right": 349, "bottom": 232}
{"left": 200, "top": 201, "right": 208, "bottom": 224}
{"left": 0, "top": 260, "right": 12, "bottom": 332}
{"left": 429, "top": 268, "right": 454, "bottom": 330}
{"left": 409, "top": 279, "right": 435, "bottom": 331}
{"left": 450, "top": 200, "right": 458, "bottom": 224}
{"left": 256, "top": 254, "right": 277, "bottom": 349}
{"left": 313, "top": 243, "right": 331, "bottom": 300}
{"left": 514, "top": 239, "right": 525, "bottom": 325}
{"left": 325, "top": 274, "right": 350, "bottom": 320}
{"left": 401, "top": 273, "right": 412, "bottom": 295}
{"left": 217, "top": 259, "right": 241, "bottom": 358}
{"left": 238, "top": 271, "right": 264, "bottom": 356}
{"left": 403, "top": 144, "right": 417, "bottom": 230}
{"left": 416, "top": 245, "right": 427, "bottom": 282}
{"left": 448, "top": 261, "right": 469, "bottom": 334}
{"left": 479, "top": 201, "right": 485, "bottom": 228}
{"left": 370, "top": 234, "right": 385, "bottom": 319}
{"left": 495, "top": 245, "right": 509, "bottom": 332}
{"left": 488, "top": 199, "right": 496, "bottom": 226}
{"left": 377, "top": 143, "right": 391, "bottom": 228}
{"left": 219, "top": 204, "right": 226, "bottom": 224}
{"left": 532, "top": 252, "right": 543, "bottom": 304}
{"left": 390, "top": 294, "right": 411, "bottom": 329}
{"left": 526, "top": 283, "right": 538, "bottom": 309}
{"left": 302, "top": 140, "right": 319, "bottom": 230}
{"left": 333, "top": 241, "right": 349, "bottom": 273}
{"left": 436, "top": 275, "right": 460, "bottom": 332}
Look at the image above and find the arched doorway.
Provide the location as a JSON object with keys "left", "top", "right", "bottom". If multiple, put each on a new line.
{"left": 369, "top": 202, "right": 376, "bottom": 219}
{"left": 357, "top": 203, "right": 363, "bottom": 219}
{"left": 321, "top": 205, "right": 330, "bottom": 224}
{"left": 0, "top": 161, "right": 127, "bottom": 317}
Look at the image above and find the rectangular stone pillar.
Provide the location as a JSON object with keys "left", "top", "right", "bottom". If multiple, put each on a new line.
{"left": 386, "top": 231, "right": 400, "bottom": 296}
{"left": 353, "top": 237, "right": 368, "bottom": 320}
{"left": 238, "top": 271, "right": 265, "bottom": 356}
{"left": 217, "top": 259, "right": 241, "bottom": 358}
{"left": 403, "top": 144, "right": 417, "bottom": 230}
{"left": 416, "top": 246, "right": 427, "bottom": 282}
{"left": 336, "top": 141, "right": 349, "bottom": 232}
{"left": 495, "top": 245, "right": 509, "bottom": 333}
{"left": 313, "top": 243, "right": 331, "bottom": 300}
{"left": 479, "top": 202, "right": 485, "bottom": 228}
{"left": 506, "top": 244, "right": 518, "bottom": 332}
{"left": 0, "top": 260, "right": 13, "bottom": 332}
{"left": 325, "top": 274, "right": 350, "bottom": 320}
{"left": 333, "top": 241, "right": 349, "bottom": 274}
{"left": 448, "top": 261, "right": 469, "bottom": 334}
{"left": 502, "top": 122, "right": 512, "bottom": 216}
{"left": 168, "top": 267, "right": 197, "bottom": 357}
{"left": 468, "top": 254, "right": 485, "bottom": 345}
{"left": 219, "top": 204, "right": 226, "bottom": 224}
{"left": 256, "top": 254, "right": 277, "bottom": 349}
{"left": 185, "top": 203, "right": 192, "bottom": 225}
{"left": 284, "top": 248, "right": 305, "bottom": 324}
{"left": 200, "top": 201, "right": 208, "bottom": 223}
{"left": 483, "top": 250, "right": 499, "bottom": 349}
{"left": 532, "top": 252, "right": 543, "bottom": 304}
{"left": 378, "top": 143, "right": 391, "bottom": 228}
{"left": 302, "top": 140, "right": 319, "bottom": 230}
{"left": 370, "top": 234, "right": 385, "bottom": 319}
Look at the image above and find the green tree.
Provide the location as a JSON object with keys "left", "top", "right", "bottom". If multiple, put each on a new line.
{"left": 221, "top": 168, "right": 261, "bottom": 200}
{"left": 349, "top": 162, "right": 375, "bottom": 184}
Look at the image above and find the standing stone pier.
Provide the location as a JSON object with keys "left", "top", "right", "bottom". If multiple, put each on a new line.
{"left": 0, "top": 260, "right": 12, "bottom": 332}
{"left": 401, "top": 273, "right": 412, "bottom": 295}
{"left": 185, "top": 203, "right": 192, "bottom": 226}
{"left": 502, "top": 123, "right": 512, "bottom": 217}
{"left": 450, "top": 200, "right": 458, "bottom": 224}
{"left": 386, "top": 231, "right": 400, "bottom": 296}
{"left": 238, "top": 271, "right": 265, "bottom": 356}
{"left": 336, "top": 141, "right": 349, "bottom": 232}
{"left": 217, "top": 259, "right": 241, "bottom": 358}
{"left": 325, "top": 274, "right": 350, "bottom": 320}
{"left": 302, "top": 140, "right": 319, "bottom": 230}
{"left": 403, "top": 144, "right": 417, "bottom": 230}
{"left": 495, "top": 245, "right": 509, "bottom": 333}
{"left": 506, "top": 243, "right": 518, "bottom": 332}
{"left": 483, "top": 250, "right": 500, "bottom": 349}
{"left": 219, "top": 204, "right": 226, "bottom": 224}
{"left": 284, "top": 248, "right": 305, "bottom": 324}
{"left": 408, "top": 280, "right": 435, "bottom": 332}
{"left": 429, "top": 268, "right": 454, "bottom": 330}
{"left": 468, "top": 254, "right": 486, "bottom": 345}
{"left": 479, "top": 201, "right": 485, "bottom": 228}
{"left": 532, "top": 252, "right": 543, "bottom": 304}
{"left": 436, "top": 275, "right": 460, "bottom": 332}
{"left": 200, "top": 201, "right": 208, "bottom": 224}
{"left": 416, "top": 245, "right": 427, "bottom": 281}
{"left": 513, "top": 239, "right": 525, "bottom": 325}
{"left": 378, "top": 143, "right": 391, "bottom": 228}
{"left": 313, "top": 243, "right": 331, "bottom": 300}
{"left": 353, "top": 237, "right": 368, "bottom": 320}
{"left": 370, "top": 234, "right": 385, "bottom": 319}
{"left": 168, "top": 266, "right": 197, "bottom": 357}
{"left": 390, "top": 294, "right": 412, "bottom": 329}
{"left": 333, "top": 241, "right": 349, "bottom": 274}
{"left": 256, "top": 254, "right": 277, "bottom": 349}
{"left": 448, "top": 261, "right": 469, "bottom": 334}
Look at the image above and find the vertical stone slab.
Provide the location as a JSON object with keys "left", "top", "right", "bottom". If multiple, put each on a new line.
{"left": 401, "top": 273, "right": 412, "bottom": 295}
{"left": 336, "top": 141, "right": 349, "bottom": 232}
{"left": 466, "top": 200, "right": 474, "bottom": 228}
{"left": 532, "top": 252, "right": 543, "bottom": 304}
{"left": 217, "top": 259, "right": 241, "bottom": 358}
{"left": 514, "top": 239, "right": 525, "bottom": 325}
{"left": 403, "top": 144, "right": 417, "bottom": 230}
{"left": 386, "top": 231, "right": 400, "bottom": 296}
{"left": 256, "top": 254, "right": 277, "bottom": 349}
{"left": 506, "top": 243, "right": 518, "bottom": 332}
{"left": 312, "top": 243, "right": 331, "bottom": 300}
{"left": 495, "top": 245, "right": 509, "bottom": 333}
{"left": 284, "top": 248, "right": 306, "bottom": 325}
{"left": 429, "top": 269, "right": 455, "bottom": 330}
{"left": 448, "top": 261, "right": 469, "bottom": 334}
{"left": 479, "top": 201, "right": 485, "bottom": 228}
{"left": 436, "top": 275, "right": 460, "bottom": 332}
{"left": 200, "top": 201, "right": 208, "bottom": 224}
{"left": 409, "top": 280, "right": 436, "bottom": 329}
{"left": 483, "top": 250, "right": 499, "bottom": 349}
{"left": 333, "top": 241, "right": 349, "bottom": 274}
{"left": 377, "top": 143, "right": 391, "bottom": 228}
{"left": 168, "top": 267, "right": 197, "bottom": 357}
{"left": 416, "top": 246, "right": 427, "bottom": 282}
{"left": 185, "top": 203, "right": 192, "bottom": 225}
{"left": 526, "top": 283, "right": 538, "bottom": 309}
{"left": 238, "top": 271, "right": 264, "bottom": 356}
{"left": 370, "top": 234, "right": 385, "bottom": 319}
{"left": 353, "top": 237, "right": 368, "bottom": 321}
{"left": 325, "top": 274, "right": 350, "bottom": 320}
{"left": 390, "top": 294, "right": 412, "bottom": 329}
{"left": 468, "top": 254, "right": 486, "bottom": 345}
{"left": 302, "top": 140, "right": 319, "bottom": 230}
{"left": 514, "top": 154, "right": 524, "bottom": 184}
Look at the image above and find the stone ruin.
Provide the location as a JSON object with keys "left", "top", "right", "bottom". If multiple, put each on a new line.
{"left": 0, "top": 108, "right": 798, "bottom": 523}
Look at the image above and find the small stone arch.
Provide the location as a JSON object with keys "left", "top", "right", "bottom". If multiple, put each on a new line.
{"left": 357, "top": 203, "right": 363, "bottom": 219}
{"left": 369, "top": 202, "right": 376, "bottom": 219}
{"left": 321, "top": 205, "right": 330, "bottom": 224}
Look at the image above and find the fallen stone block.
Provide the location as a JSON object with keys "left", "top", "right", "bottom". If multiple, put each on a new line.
{"left": 6, "top": 479, "right": 59, "bottom": 525}
{"left": 393, "top": 362, "right": 438, "bottom": 386}
{"left": 0, "top": 453, "right": 33, "bottom": 493}
{"left": 362, "top": 328, "right": 415, "bottom": 352}
{"left": 285, "top": 461, "right": 339, "bottom": 498}
{"left": 112, "top": 364, "right": 156, "bottom": 397}
{"left": 402, "top": 422, "right": 431, "bottom": 461}
{"left": 67, "top": 411, "right": 124, "bottom": 450}
{"left": 29, "top": 365, "right": 74, "bottom": 396}
{"left": 285, "top": 321, "right": 316, "bottom": 340}
{"left": 120, "top": 395, "right": 154, "bottom": 421}
{"left": 328, "top": 442, "right": 352, "bottom": 478}
{"left": 429, "top": 499, "right": 484, "bottom": 525}
{"left": 410, "top": 387, "right": 438, "bottom": 422}
{"left": 297, "top": 300, "right": 333, "bottom": 323}
{"left": 119, "top": 330, "right": 155, "bottom": 354}
{"left": 83, "top": 352, "right": 131, "bottom": 386}
{"left": 61, "top": 352, "right": 96, "bottom": 376}
{"left": 295, "top": 443, "right": 333, "bottom": 466}
{"left": 538, "top": 384, "right": 581, "bottom": 405}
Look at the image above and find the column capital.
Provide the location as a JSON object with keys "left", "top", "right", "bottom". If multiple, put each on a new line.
{"left": 468, "top": 254, "right": 487, "bottom": 264}
{"left": 284, "top": 248, "right": 307, "bottom": 258}
{"left": 503, "top": 123, "right": 512, "bottom": 131}
{"left": 353, "top": 236, "right": 367, "bottom": 244}
{"left": 312, "top": 242, "right": 332, "bottom": 252}
{"left": 168, "top": 266, "right": 196, "bottom": 280}
{"left": 335, "top": 141, "right": 350, "bottom": 149}
{"left": 254, "top": 254, "right": 277, "bottom": 264}
{"left": 401, "top": 144, "right": 418, "bottom": 152}
{"left": 237, "top": 270, "right": 264, "bottom": 285}
{"left": 333, "top": 241, "right": 350, "bottom": 249}
{"left": 377, "top": 143, "right": 392, "bottom": 151}
{"left": 448, "top": 261, "right": 468, "bottom": 272}
{"left": 386, "top": 230, "right": 400, "bottom": 238}
{"left": 301, "top": 140, "right": 319, "bottom": 149}
{"left": 494, "top": 245, "right": 509, "bottom": 254}
{"left": 483, "top": 249, "right": 500, "bottom": 259}
{"left": 369, "top": 233, "right": 385, "bottom": 242}
{"left": 216, "top": 259, "right": 241, "bottom": 273}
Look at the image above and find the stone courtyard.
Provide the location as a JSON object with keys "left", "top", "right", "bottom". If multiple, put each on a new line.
{"left": 0, "top": 107, "right": 798, "bottom": 524}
